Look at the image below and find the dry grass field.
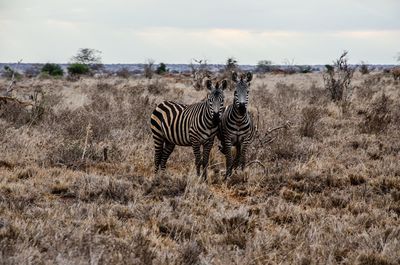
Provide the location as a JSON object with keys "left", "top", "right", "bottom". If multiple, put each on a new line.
{"left": 1, "top": 72, "right": 400, "bottom": 264}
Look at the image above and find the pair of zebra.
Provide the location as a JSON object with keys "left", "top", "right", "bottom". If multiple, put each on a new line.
{"left": 150, "top": 72, "right": 254, "bottom": 180}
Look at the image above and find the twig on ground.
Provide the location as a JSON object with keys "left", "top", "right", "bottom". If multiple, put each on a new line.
{"left": 247, "top": 160, "right": 267, "bottom": 173}
{"left": 82, "top": 122, "right": 92, "bottom": 160}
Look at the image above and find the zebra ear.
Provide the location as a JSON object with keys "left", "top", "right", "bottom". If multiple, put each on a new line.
{"left": 221, "top": 80, "right": 228, "bottom": 90}
{"left": 246, "top": 72, "right": 253, "bottom": 82}
{"left": 205, "top": 79, "right": 213, "bottom": 90}
{"left": 232, "top": 72, "right": 238, "bottom": 82}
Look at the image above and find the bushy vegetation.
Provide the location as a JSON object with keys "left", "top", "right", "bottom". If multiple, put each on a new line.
{"left": 299, "top": 65, "right": 312, "bottom": 73}
{"left": 41, "top": 63, "right": 64, "bottom": 77}
{"left": 156, "top": 62, "right": 168, "bottom": 75}
{"left": 256, "top": 60, "right": 273, "bottom": 73}
{"left": 359, "top": 61, "right": 370, "bottom": 75}
{"left": 67, "top": 63, "right": 90, "bottom": 76}
{"left": 323, "top": 51, "right": 354, "bottom": 101}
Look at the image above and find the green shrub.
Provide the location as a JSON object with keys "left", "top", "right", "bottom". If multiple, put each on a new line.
{"left": 299, "top": 65, "right": 312, "bottom": 73}
{"left": 67, "top": 63, "right": 90, "bottom": 75}
{"left": 41, "top": 63, "right": 64, "bottom": 77}
{"left": 156, "top": 63, "right": 168, "bottom": 75}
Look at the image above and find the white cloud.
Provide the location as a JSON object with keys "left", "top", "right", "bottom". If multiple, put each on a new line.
{"left": 0, "top": 1, "right": 399, "bottom": 64}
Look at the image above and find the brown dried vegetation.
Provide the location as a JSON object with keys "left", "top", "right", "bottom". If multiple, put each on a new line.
{"left": 0, "top": 72, "right": 400, "bottom": 264}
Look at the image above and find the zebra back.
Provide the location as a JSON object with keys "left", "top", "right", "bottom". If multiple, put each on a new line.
{"left": 151, "top": 80, "right": 227, "bottom": 147}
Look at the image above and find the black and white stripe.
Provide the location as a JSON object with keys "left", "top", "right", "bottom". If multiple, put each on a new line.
{"left": 150, "top": 79, "right": 227, "bottom": 179}
{"left": 218, "top": 72, "right": 255, "bottom": 179}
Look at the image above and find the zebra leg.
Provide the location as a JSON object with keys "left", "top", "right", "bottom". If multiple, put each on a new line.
{"left": 153, "top": 138, "right": 164, "bottom": 174}
{"left": 192, "top": 143, "right": 202, "bottom": 177}
{"left": 239, "top": 143, "right": 249, "bottom": 170}
{"left": 223, "top": 141, "right": 234, "bottom": 180}
{"left": 160, "top": 142, "right": 175, "bottom": 172}
{"left": 232, "top": 144, "right": 241, "bottom": 170}
{"left": 201, "top": 138, "right": 215, "bottom": 180}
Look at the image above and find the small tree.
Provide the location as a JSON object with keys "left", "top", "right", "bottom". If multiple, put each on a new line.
{"left": 144, "top": 59, "right": 155, "bottom": 79}
{"left": 225, "top": 57, "right": 238, "bottom": 72}
{"left": 41, "top": 63, "right": 64, "bottom": 77}
{"left": 256, "top": 60, "right": 273, "bottom": 73}
{"left": 156, "top": 63, "right": 168, "bottom": 75}
{"left": 323, "top": 51, "right": 354, "bottom": 102}
{"left": 71, "top": 48, "right": 103, "bottom": 72}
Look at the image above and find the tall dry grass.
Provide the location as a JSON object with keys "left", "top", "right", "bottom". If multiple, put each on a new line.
{"left": 0, "top": 72, "right": 400, "bottom": 264}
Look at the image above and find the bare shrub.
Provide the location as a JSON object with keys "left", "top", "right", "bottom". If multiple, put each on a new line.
{"left": 116, "top": 67, "right": 131, "bottom": 78}
{"left": 0, "top": 89, "right": 51, "bottom": 127}
{"left": 299, "top": 106, "right": 322, "bottom": 137}
{"left": 144, "top": 59, "right": 154, "bottom": 79}
{"left": 190, "top": 59, "right": 211, "bottom": 91}
{"left": 359, "top": 61, "right": 370, "bottom": 75}
{"left": 360, "top": 93, "right": 392, "bottom": 134}
{"left": 323, "top": 51, "right": 354, "bottom": 101}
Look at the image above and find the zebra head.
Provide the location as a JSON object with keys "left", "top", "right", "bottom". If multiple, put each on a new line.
{"left": 206, "top": 79, "right": 227, "bottom": 124}
{"left": 232, "top": 72, "right": 253, "bottom": 115}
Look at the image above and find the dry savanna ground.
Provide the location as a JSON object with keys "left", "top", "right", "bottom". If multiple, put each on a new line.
{"left": 1, "top": 71, "right": 400, "bottom": 265}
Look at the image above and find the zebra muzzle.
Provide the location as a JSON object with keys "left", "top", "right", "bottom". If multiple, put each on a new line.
{"left": 212, "top": 113, "right": 220, "bottom": 124}
{"left": 238, "top": 103, "right": 246, "bottom": 114}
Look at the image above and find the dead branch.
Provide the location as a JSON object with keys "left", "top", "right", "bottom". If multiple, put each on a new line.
{"left": 257, "top": 120, "right": 293, "bottom": 145}
{"left": 247, "top": 160, "right": 266, "bottom": 169}
{"left": 265, "top": 120, "right": 292, "bottom": 135}
{"left": 209, "top": 162, "right": 224, "bottom": 169}
{"left": 82, "top": 122, "right": 92, "bottom": 160}
{"left": 190, "top": 58, "right": 211, "bottom": 90}
{"left": 247, "top": 160, "right": 267, "bottom": 173}
{"left": 4, "top": 59, "right": 23, "bottom": 96}
{"left": 0, "top": 95, "right": 33, "bottom": 106}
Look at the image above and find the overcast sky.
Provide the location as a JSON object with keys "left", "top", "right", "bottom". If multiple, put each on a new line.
{"left": 0, "top": 0, "right": 399, "bottom": 64}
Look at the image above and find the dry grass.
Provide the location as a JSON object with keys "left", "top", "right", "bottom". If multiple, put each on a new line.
{"left": 0, "top": 72, "right": 400, "bottom": 264}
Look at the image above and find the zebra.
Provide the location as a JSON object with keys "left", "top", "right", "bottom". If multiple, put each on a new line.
{"left": 150, "top": 79, "right": 227, "bottom": 179}
{"left": 218, "top": 72, "right": 255, "bottom": 179}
